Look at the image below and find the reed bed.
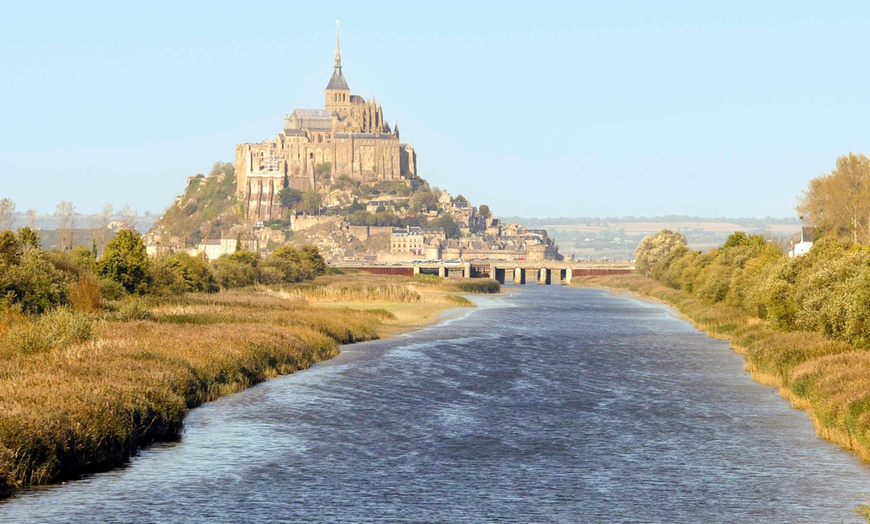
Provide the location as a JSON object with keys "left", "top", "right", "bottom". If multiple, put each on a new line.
{"left": 0, "top": 288, "right": 386, "bottom": 495}
{"left": 281, "top": 281, "right": 422, "bottom": 303}
{"left": 575, "top": 274, "right": 870, "bottom": 467}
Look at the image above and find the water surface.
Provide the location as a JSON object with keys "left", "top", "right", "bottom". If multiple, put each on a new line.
{"left": 2, "top": 286, "right": 868, "bottom": 523}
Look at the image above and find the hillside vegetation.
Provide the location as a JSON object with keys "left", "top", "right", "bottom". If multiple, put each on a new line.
{"left": 148, "top": 162, "right": 241, "bottom": 247}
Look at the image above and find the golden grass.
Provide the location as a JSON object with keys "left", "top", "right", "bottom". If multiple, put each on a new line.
{"left": 0, "top": 274, "right": 476, "bottom": 497}
{"left": 574, "top": 274, "right": 870, "bottom": 470}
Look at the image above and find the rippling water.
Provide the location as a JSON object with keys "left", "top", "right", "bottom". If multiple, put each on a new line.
{"left": 2, "top": 286, "right": 869, "bottom": 523}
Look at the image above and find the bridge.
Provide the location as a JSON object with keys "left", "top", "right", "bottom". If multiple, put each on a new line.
{"left": 336, "top": 261, "right": 634, "bottom": 285}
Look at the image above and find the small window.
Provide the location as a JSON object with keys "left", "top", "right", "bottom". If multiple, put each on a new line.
{"left": 309, "top": 152, "right": 314, "bottom": 159}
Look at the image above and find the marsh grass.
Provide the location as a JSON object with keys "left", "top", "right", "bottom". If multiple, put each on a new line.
{"left": 575, "top": 274, "right": 870, "bottom": 470}
{"left": 454, "top": 279, "right": 501, "bottom": 294}
{"left": 0, "top": 285, "right": 388, "bottom": 494}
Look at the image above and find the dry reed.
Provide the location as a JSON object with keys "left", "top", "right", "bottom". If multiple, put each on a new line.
{"left": 0, "top": 288, "right": 385, "bottom": 494}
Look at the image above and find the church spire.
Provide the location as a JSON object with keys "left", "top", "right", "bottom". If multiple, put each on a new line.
{"left": 326, "top": 20, "right": 350, "bottom": 92}
{"left": 334, "top": 20, "right": 342, "bottom": 70}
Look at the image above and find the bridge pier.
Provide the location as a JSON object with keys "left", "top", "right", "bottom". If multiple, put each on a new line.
{"left": 538, "top": 268, "right": 550, "bottom": 285}
{"left": 438, "top": 266, "right": 446, "bottom": 278}
{"left": 492, "top": 267, "right": 505, "bottom": 284}
{"left": 514, "top": 267, "right": 525, "bottom": 285}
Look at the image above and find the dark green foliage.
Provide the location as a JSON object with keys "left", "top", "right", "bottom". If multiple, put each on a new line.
{"left": 0, "top": 231, "right": 21, "bottom": 265}
{"left": 478, "top": 204, "right": 491, "bottom": 219}
{"left": 260, "top": 245, "right": 328, "bottom": 285}
{"left": 211, "top": 250, "right": 260, "bottom": 289}
{"left": 96, "top": 229, "right": 149, "bottom": 294}
{"left": 428, "top": 215, "right": 459, "bottom": 239}
{"left": 149, "top": 252, "right": 218, "bottom": 295}
{"left": 278, "top": 187, "right": 303, "bottom": 210}
{"left": 16, "top": 227, "right": 40, "bottom": 253}
{"left": 0, "top": 251, "right": 71, "bottom": 313}
{"left": 70, "top": 246, "right": 96, "bottom": 272}
{"left": 456, "top": 279, "right": 500, "bottom": 293}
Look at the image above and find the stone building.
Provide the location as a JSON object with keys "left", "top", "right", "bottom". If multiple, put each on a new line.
{"left": 235, "top": 28, "right": 417, "bottom": 222}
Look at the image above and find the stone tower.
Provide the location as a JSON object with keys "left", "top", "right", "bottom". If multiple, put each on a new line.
{"left": 325, "top": 22, "right": 350, "bottom": 117}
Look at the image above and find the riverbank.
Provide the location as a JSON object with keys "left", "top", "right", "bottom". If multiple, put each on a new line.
{"left": 573, "top": 274, "right": 870, "bottom": 470}
{"left": 0, "top": 274, "right": 496, "bottom": 498}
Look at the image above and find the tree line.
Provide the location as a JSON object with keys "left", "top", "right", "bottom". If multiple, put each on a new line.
{"left": 635, "top": 152, "right": 870, "bottom": 349}
{"left": 0, "top": 227, "right": 327, "bottom": 314}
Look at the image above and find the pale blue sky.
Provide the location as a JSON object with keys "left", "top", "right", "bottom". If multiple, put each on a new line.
{"left": 2, "top": 1, "right": 869, "bottom": 218}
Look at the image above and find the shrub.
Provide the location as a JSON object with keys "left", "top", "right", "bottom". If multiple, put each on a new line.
{"left": 67, "top": 274, "right": 103, "bottom": 313}
{"left": 97, "top": 230, "right": 149, "bottom": 294}
{"left": 456, "top": 279, "right": 501, "bottom": 293}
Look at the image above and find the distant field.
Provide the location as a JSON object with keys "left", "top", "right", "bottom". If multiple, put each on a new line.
{"left": 526, "top": 218, "right": 803, "bottom": 261}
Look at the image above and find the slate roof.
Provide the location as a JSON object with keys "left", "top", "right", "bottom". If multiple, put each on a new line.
{"left": 292, "top": 109, "right": 330, "bottom": 118}
{"left": 326, "top": 69, "right": 349, "bottom": 90}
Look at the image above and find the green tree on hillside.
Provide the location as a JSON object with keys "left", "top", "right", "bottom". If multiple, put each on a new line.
{"left": 798, "top": 152, "right": 870, "bottom": 244}
{"left": 97, "top": 229, "right": 149, "bottom": 294}
{"left": 279, "top": 188, "right": 303, "bottom": 210}
{"left": 428, "top": 215, "right": 459, "bottom": 239}
{"left": 301, "top": 190, "right": 322, "bottom": 215}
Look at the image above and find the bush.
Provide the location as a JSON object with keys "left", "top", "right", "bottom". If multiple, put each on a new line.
{"left": 97, "top": 230, "right": 149, "bottom": 294}
{"left": 456, "top": 279, "right": 501, "bottom": 293}
{"left": 0, "top": 251, "right": 71, "bottom": 313}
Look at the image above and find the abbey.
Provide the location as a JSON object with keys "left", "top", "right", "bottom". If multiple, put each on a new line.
{"left": 235, "top": 29, "right": 417, "bottom": 221}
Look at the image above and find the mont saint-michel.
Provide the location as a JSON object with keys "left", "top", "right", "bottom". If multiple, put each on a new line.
{"left": 235, "top": 29, "right": 416, "bottom": 223}
{"left": 145, "top": 28, "right": 561, "bottom": 264}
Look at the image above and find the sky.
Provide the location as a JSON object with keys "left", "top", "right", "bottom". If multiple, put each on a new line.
{"left": 2, "top": 1, "right": 869, "bottom": 219}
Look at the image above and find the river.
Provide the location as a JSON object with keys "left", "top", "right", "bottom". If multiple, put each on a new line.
{"left": 2, "top": 286, "right": 869, "bottom": 523}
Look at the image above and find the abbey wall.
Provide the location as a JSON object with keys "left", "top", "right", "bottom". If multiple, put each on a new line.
{"left": 236, "top": 32, "right": 416, "bottom": 222}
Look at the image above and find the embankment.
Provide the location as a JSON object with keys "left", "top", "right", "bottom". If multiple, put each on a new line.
{"left": 0, "top": 274, "right": 496, "bottom": 498}
{"left": 573, "top": 274, "right": 870, "bottom": 466}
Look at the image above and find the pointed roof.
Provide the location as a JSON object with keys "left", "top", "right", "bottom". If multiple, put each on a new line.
{"left": 327, "top": 69, "right": 349, "bottom": 90}
{"left": 326, "top": 21, "right": 349, "bottom": 91}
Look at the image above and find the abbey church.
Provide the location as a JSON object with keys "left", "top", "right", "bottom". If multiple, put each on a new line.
{"left": 235, "top": 29, "right": 417, "bottom": 221}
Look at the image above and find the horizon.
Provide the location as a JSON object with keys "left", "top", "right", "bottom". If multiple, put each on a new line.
{"left": 3, "top": 2, "right": 869, "bottom": 218}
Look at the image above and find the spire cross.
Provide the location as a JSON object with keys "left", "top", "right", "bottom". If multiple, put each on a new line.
{"left": 334, "top": 20, "right": 342, "bottom": 70}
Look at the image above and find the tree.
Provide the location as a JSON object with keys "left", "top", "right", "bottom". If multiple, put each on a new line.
{"left": 17, "top": 227, "right": 39, "bottom": 254}
{"left": 119, "top": 204, "right": 137, "bottom": 231}
{"left": 96, "top": 229, "right": 149, "bottom": 294}
{"left": 97, "top": 202, "right": 113, "bottom": 254}
{"left": 798, "top": 153, "right": 870, "bottom": 244}
{"left": 0, "top": 230, "right": 21, "bottom": 265}
{"left": 478, "top": 204, "right": 492, "bottom": 220}
{"left": 0, "top": 198, "right": 15, "bottom": 231}
{"left": 210, "top": 161, "right": 235, "bottom": 178}
{"left": 56, "top": 200, "right": 76, "bottom": 251}
{"left": 278, "top": 188, "right": 303, "bottom": 210}
{"left": 635, "top": 229, "right": 687, "bottom": 276}
{"left": 301, "top": 190, "right": 322, "bottom": 215}
{"left": 409, "top": 191, "right": 437, "bottom": 213}
{"left": 428, "top": 215, "right": 459, "bottom": 239}
{"left": 211, "top": 250, "right": 260, "bottom": 289}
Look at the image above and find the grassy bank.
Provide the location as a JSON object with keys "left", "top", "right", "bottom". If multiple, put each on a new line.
{"left": 573, "top": 274, "right": 870, "bottom": 467}
{"left": 0, "top": 274, "right": 484, "bottom": 498}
